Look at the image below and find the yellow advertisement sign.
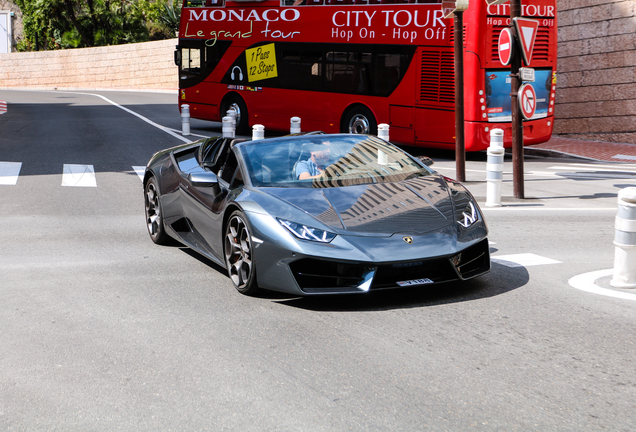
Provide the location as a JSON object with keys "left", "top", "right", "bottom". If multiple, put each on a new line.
{"left": 245, "top": 44, "right": 278, "bottom": 83}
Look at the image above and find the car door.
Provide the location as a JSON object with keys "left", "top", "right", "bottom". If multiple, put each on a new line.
{"left": 179, "top": 138, "right": 233, "bottom": 262}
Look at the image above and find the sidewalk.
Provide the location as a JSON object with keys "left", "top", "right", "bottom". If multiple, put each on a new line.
{"left": 525, "top": 136, "right": 636, "bottom": 163}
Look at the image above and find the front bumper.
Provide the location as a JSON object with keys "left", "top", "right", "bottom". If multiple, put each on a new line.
{"left": 248, "top": 212, "right": 490, "bottom": 295}
{"left": 289, "top": 238, "right": 490, "bottom": 294}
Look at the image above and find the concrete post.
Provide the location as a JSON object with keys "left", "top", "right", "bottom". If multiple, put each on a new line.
{"left": 222, "top": 116, "right": 234, "bottom": 138}
{"left": 611, "top": 187, "right": 636, "bottom": 288}
{"left": 486, "top": 128, "right": 505, "bottom": 207}
{"left": 181, "top": 104, "right": 190, "bottom": 136}
{"left": 378, "top": 123, "right": 390, "bottom": 141}
{"left": 252, "top": 124, "right": 265, "bottom": 141}
{"left": 290, "top": 117, "right": 301, "bottom": 134}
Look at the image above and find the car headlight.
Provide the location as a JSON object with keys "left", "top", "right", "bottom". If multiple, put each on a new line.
{"left": 278, "top": 219, "right": 337, "bottom": 243}
{"left": 457, "top": 202, "right": 478, "bottom": 228}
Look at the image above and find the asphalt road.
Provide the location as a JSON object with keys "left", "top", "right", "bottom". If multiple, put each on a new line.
{"left": 1, "top": 89, "right": 636, "bottom": 431}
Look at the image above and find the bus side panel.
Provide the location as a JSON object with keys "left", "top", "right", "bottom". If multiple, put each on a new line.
{"left": 414, "top": 108, "right": 455, "bottom": 149}
{"left": 389, "top": 105, "right": 415, "bottom": 144}
{"left": 242, "top": 88, "right": 341, "bottom": 133}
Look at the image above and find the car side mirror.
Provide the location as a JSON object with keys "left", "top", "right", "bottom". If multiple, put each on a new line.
{"left": 189, "top": 172, "right": 219, "bottom": 187}
{"left": 417, "top": 156, "right": 434, "bottom": 167}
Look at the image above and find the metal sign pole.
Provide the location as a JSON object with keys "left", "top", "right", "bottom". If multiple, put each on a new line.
{"left": 510, "top": 0, "right": 524, "bottom": 199}
{"left": 454, "top": 10, "right": 466, "bottom": 182}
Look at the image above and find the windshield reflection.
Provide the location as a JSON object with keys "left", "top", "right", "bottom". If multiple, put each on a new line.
{"left": 240, "top": 135, "right": 432, "bottom": 188}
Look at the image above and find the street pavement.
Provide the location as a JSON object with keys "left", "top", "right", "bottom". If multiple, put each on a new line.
{"left": 2, "top": 89, "right": 636, "bottom": 431}
{"left": 526, "top": 136, "right": 636, "bottom": 163}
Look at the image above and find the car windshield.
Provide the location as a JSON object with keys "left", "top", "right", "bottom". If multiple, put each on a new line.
{"left": 239, "top": 135, "right": 433, "bottom": 188}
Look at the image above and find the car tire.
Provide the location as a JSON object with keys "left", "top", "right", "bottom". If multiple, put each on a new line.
{"left": 224, "top": 210, "right": 259, "bottom": 295}
{"left": 144, "top": 176, "right": 170, "bottom": 245}
{"left": 342, "top": 106, "right": 377, "bottom": 136}
{"left": 221, "top": 95, "right": 249, "bottom": 136}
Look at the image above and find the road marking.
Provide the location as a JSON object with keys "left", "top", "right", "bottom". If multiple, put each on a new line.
{"left": 62, "top": 164, "right": 97, "bottom": 187}
{"left": 482, "top": 207, "right": 616, "bottom": 211}
{"left": 166, "top": 127, "right": 208, "bottom": 139}
{"left": 435, "top": 163, "right": 636, "bottom": 177}
{"left": 569, "top": 269, "right": 636, "bottom": 301}
{"left": 50, "top": 91, "right": 193, "bottom": 144}
{"left": 549, "top": 165, "right": 636, "bottom": 173}
{"left": 492, "top": 253, "right": 561, "bottom": 267}
{"left": 569, "top": 163, "right": 636, "bottom": 170}
{"left": 0, "top": 162, "right": 22, "bottom": 185}
{"left": 133, "top": 166, "right": 145, "bottom": 181}
{"left": 524, "top": 170, "right": 562, "bottom": 177}
{"left": 613, "top": 155, "right": 636, "bottom": 161}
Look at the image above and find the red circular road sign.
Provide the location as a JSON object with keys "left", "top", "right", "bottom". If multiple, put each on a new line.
{"left": 498, "top": 28, "right": 514, "bottom": 66}
{"left": 518, "top": 83, "right": 537, "bottom": 120}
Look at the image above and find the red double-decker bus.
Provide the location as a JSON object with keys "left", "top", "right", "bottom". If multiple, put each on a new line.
{"left": 176, "top": 0, "right": 557, "bottom": 151}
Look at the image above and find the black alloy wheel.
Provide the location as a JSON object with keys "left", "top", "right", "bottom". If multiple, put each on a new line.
{"left": 224, "top": 211, "right": 259, "bottom": 295}
{"left": 144, "top": 177, "right": 170, "bottom": 245}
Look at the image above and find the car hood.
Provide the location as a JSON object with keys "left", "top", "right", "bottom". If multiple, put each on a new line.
{"left": 265, "top": 176, "right": 455, "bottom": 236}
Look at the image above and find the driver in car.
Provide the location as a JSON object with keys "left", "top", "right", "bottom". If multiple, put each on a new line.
{"left": 296, "top": 143, "right": 331, "bottom": 180}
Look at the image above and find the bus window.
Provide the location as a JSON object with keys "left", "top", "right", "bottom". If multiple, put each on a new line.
{"left": 325, "top": 51, "right": 371, "bottom": 95}
{"left": 375, "top": 53, "right": 402, "bottom": 96}
{"left": 279, "top": 49, "right": 323, "bottom": 92}
{"left": 182, "top": 48, "right": 201, "bottom": 74}
{"left": 178, "top": 40, "right": 231, "bottom": 88}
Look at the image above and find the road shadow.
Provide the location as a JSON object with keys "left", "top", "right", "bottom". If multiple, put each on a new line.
{"left": 272, "top": 261, "right": 529, "bottom": 312}
{"left": 176, "top": 241, "right": 530, "bottom": 311}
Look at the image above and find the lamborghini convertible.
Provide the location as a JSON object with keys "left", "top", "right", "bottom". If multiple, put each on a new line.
{"left": 143, "top": 133, "right": 490, "bottom": 296}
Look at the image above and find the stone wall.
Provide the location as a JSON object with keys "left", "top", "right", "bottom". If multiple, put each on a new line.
{"left": 555, "top": 0, "right": 636, "bottom": 144}
{"left": 0, "top": 39, "right": 178, "bottom": 91}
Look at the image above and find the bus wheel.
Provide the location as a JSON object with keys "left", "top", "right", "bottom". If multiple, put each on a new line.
{"left": 343, "top": 106, "right": 377, "bottom": 136}
{"left": 221, "top": 95, "right": 249, "bottom": 135}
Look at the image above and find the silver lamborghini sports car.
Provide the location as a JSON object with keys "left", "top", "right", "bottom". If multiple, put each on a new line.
{"left": 143, "top": 133, "right": 490, "bottom": 296}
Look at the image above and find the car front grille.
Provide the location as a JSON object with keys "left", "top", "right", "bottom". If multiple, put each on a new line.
{"left": 289, "top": 239, "right": 490, "bottom": 294}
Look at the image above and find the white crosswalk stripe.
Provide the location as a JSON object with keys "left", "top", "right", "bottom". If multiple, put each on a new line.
{"left": 62, "top": 164, "right": 97, "bottom": 187}
{"left": 492, "top": 253, "right": 561, "bottom": 268}
{"left": 0, "top": 162, "right": 22, "bottom": 185}
{"left": 133, "top": 166, "right": 146, "bottom": 181}
{"left": 1, "top": 163, "right": 146, "bottom": 186}
{"left": 6, "top": 160, "right": 630, "bottom": 186}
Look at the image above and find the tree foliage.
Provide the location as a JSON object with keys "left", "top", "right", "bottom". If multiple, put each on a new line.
{"left": 14, "top": 0, "right": 181, "bottom": 51}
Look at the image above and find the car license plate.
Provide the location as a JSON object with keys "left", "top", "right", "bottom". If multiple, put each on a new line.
{"left": 396, "top": 278, "right": 434, "bottom": 287}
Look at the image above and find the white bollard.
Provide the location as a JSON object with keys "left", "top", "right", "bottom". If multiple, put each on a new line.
{"left": 181, "top": 104, "right": 190, "bottom": 136}
{"left": 611, "top": 187, "right": 636, "bottom": 288}
{"left": 486, "top": 128, "right": 505, "bottom": 207}
{"left": 378, "top": 123, "right": 390, "bottom": 142}
{"left": 226, "top": 107, "right": 237, "bottom": 130}
{"left": 290, "top": 117, "right": 301, "bottom": 134}
{"left": 222, "top": 116, "right": 235, "bottom": 138}
{"left": 252, "top": 124, "right": 265, "bottom": 141}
